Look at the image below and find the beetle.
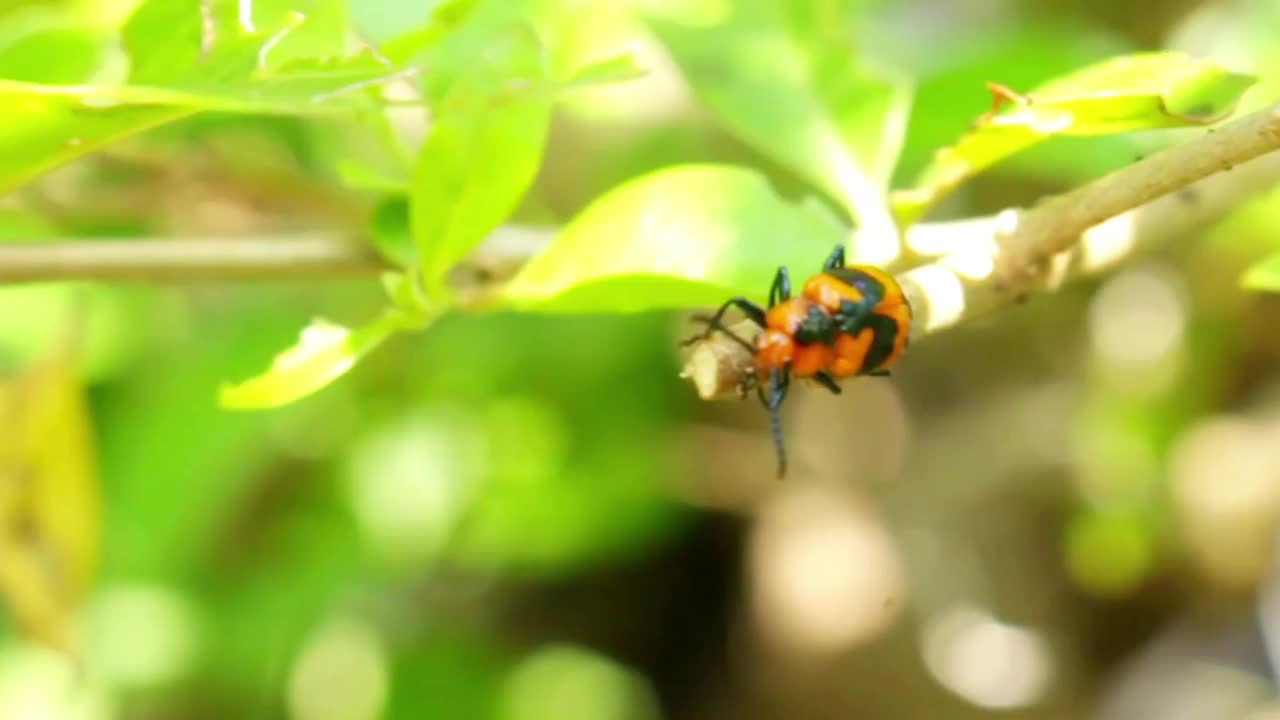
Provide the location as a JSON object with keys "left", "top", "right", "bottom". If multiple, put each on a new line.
{"left": 686, "top": 244, "right": 912, "bottom": 477}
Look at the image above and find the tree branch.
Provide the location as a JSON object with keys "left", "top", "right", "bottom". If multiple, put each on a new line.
{"left": 0, "top": 233, "right": 388, "bottom": 282}
{"left": 996, "top": 102, "right": 1280, "bottom": 285}
{"left": 683, "top": 102, "right": 1280, "bottom": 398}
{"left": 2, "top": 102, "right": 1278, "bottom": 403}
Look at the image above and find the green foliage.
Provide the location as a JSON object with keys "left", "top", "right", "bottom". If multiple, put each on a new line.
{"left": 0, "top": 1, "right": 1261, "bottom": 421}
{"left": 0, "top": 0, "right": 405, "bottom": 194}
{"left": 646, "top": 1, "right": 911, "bottom": 226}
{"left": 1242, "top": 253, "right": 1280, "bottom": 291}
{"left": 3, "top": 1, "right": 1279, "bottom": 717}
{"left": 503, "top": 165, "right": 846, "bottom": 311}
{"left": 219, "top": 310, "right": 414, "bottom": 409}
{"left": 2, "top": 0, "right": 1253, "bottom": 409}
{"left": 892, "top": 52, "right": 1257, "bottom": 224}
{"left": 890, "top": 21, "right": 1134, "bottom": 185}
{"left": 0, "top": 20, "right": 107, "bottom": 83}
{"left": 410, "top": 21, "right": 553, "bottom": 295}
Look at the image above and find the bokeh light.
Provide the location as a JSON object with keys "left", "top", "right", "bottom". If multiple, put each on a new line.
{"left": 750, "top": 485, "right": 906, "bottom": 655}
{"left": 922, "top": 605, "right": 1054, "bottom": 710}
{"left": 345, "top": 411, "right": 485, "bottom": 569}
{"left": 499, "top": 645, "right": 661, "bottom": 720}
{"left": 1171, "top": 414, "right": 1280, "bottom": 589}
{"left": 1088, "top": 265, "right": 1188, "bottom": 390}
{"left": 80, "top": 583, "right": 200, "bottom": 689}
{"left": 286, "top": 617, "right": 390, "bottom": 720}
{"left": 0, "top": 644, "right": 113, "bottom": 720}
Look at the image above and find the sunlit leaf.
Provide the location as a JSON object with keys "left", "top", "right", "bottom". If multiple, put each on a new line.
{"left": 893, "top": 52, "right": 1257, "bottom": 224}
{"left": 892, "top": 23, "right": 1135, "bottom": 187}
{"left": 647, "top": 5, "right": 910, "bottom": 234}
{"left": 1242, "top": 253, "right": 1280, "bottom": 292}
{"left": 337, "top": 159, "right": 410, "bottom": 193}
{"left": 379, "top": 0, "right": 484, "bottom": 66}
{"left": 502, "top": 164, "right": 847, "bottom": 312}
{"left": 370, "top": 196, "right": 415, "bottom": 268}
{"left": 0, "top": 0, "right": 405, "bottom": 194}
{"left": 411, "top": 21, "right": 552, "bottom": 295}
{"left": 0, "top": 22, "right": 108, "bottom": 83}
{"left": 219, "top": 310, "right": 410, "bottom": 409}
{"left": 0, "top": 347, "right": 101, "bottom": 650}
{"left": 122, "top": 0, "right": 346, "bottom": 81}
{"left": 559, "top": 51, "right": 646, "bottom": 90}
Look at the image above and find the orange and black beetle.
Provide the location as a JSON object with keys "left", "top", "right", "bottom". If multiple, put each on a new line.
{"left": 688, "top": 244, "right": 911, "bottom": 477}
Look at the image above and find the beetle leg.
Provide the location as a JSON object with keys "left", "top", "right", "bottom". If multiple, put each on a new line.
{"left": 814, "top": 371, "right": 842, "bottom": 395}
{"left": 684, "top": 297, "right": 765, "bottom": 352}
{"left": 766, "top": 366, "right": 790, "bottom": 478}
{"left": 822, "top": 244, "right": 846, "bottom": 271}
{"left": 769, "top": 266, "right": 792, "bottom": 306}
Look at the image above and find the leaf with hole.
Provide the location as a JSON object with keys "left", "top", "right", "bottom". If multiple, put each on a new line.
{"left": 219, "top": 311, "right": 410, "bottom": 409}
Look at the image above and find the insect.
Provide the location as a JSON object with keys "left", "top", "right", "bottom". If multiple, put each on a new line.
{"left": 686, "top": 244, "right": 912, "bottom": 477}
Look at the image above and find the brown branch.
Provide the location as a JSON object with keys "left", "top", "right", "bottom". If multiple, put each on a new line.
{"left": 683, "top": 127, "right": 1280, "bottom": 399}
{"left": 0, "top": 233, "right": 388, "bottom": 283}
{"left": 996, "top": 102, "right": 1280, "bottom": 285}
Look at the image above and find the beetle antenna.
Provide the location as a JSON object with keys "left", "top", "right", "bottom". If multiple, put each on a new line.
{"left": 769, "top": 400, "right": 786, "bottom": 478}
{"left": 765, "top": 367, "right": 789, "bottom": 478}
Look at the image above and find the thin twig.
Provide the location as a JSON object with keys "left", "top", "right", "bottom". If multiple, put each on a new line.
{"left": 0, "top": 234, "right": 388, "bottom": 283}
{"left": 996, "top": 102, "right": 1280, "bottom": 285}
{"left": 683, "top": 130, "right": 1280, "bottom": 398}
{"left": 902, "top": 147, "right": 1280, "bottom": 337}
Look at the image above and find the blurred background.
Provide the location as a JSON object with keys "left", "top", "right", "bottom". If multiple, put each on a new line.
{"left": 3, "top": 0, "right": 1280, "bottom": 718}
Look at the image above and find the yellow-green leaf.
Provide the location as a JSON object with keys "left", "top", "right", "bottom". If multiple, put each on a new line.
{"left": 648, "top": 5, "right": 910, "bottom": 234}
{"left": 411, "top": 22, "right": 553, "bottom": 295}
{"left": 0, "top": 347, "right": 101, "bottom": 650}
{"left": 219, "top": 310, "right": 410, "bottom": 409}
{"left": 1242, "top": 253, "right": 1280, "bottom": 292}
{"left": 893, "top": 52, "right": 1257, "bottom": 224}
{"left": 502, "top": 165, "right": 846, "bottom": 312}
{"left": 0, "top": 0, "right": 406, "bottom": 195}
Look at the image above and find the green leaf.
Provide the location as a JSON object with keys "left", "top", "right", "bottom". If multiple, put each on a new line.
{"left": 411, "top": 21, "right": 553, "bottom": 295}
{"left": 893, "top": 52, "right": 1257, "bottom": 224}
{"left": 379, "top": 0, "right": 484, "bottom": 67}
{"left": 647, "top": 5, "right": 910, "bottom": 233}
{"left": 0, "top": 24, "right": 108, "bottom": 83}
{"left": 122, "top": 0, "right": 348, "bottom": 82}
{"left": 370, "top": 195, "right": 415, "bottom": 268}
{"left": 1242, "top": 254, "right": 1280, "bottom": 292}
{"left": 558, "top": 52, "right": 646, "bottom": 90}
{"left": 0, "top": 0, "right": 401, "bottom": 193}
{"left": 336, "top": 158, "right": 410, "bottom": 193}
{"left": 0, "top": 13, "right": 404, "bottom": 195}
{"left": 0, "top": 349, "right": 101, "bottom": 650}
{"left": 0, "top": 83, "right": 191, "bottom": 193}
{"left": 502, "top": 164, "right": 848, "bottom": 312}
{"left": 219, "top": 310, "right": 409, "bottom": 409}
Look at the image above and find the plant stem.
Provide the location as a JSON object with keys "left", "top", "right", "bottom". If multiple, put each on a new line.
{"left": 900, "top": 145, "right": 1280, "bottom": 339}
{"left": 996, "top": 102, "right": 1280, "bottom": 284}
{"left": 683, "top": 104, "right": 1280, "bottom": 398}
{"left": 0, "top": 234, "right": 388, "bottom": 283}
